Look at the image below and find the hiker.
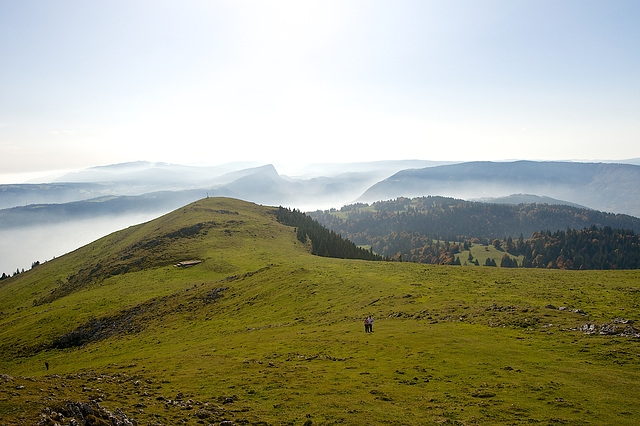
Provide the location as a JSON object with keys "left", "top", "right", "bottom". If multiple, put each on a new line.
{"left": 45, "top": 362, "right": 49, "bottom": 371}
{"left": 364, "top": 317, "right": 369, "bottom": 332}
{"left": 368, "top": 316, "right": 374, "bottom": 332}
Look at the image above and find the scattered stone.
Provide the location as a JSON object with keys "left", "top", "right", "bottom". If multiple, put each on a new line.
{"left": 579, "top": 318, "right": 639, "bottom": 337}
{"left": 196, "top": 409, "right": 214, "bottom": 419}
{"left": 205, "top": 287, "right": 229, "bottom": 301}
{"left": 547, "top": 305, "right": 589, "bottom": 316}
{"left": 38, "top": 400, "right": 137, "bottom": 426}
{"left": 580, "top": 323, "right": 598, "bottom": 333}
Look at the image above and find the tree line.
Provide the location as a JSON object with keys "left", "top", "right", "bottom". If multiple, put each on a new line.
{"left": 274, "top": 206, "right": 383, "bottom": 261}
{"left": 1, "top": 261, "right": 40, "bottom": 281}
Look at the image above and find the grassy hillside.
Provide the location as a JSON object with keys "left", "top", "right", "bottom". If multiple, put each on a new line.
{"left": 1, "top": 198, "right": 639, "bottom": 425}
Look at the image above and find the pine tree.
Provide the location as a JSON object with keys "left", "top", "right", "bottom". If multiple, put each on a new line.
{"left": 484, "top": 258, "right": 497, "bottom": 267}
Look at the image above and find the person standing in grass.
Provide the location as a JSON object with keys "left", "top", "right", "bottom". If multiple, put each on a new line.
{"left": 368, "top": 316, "right": 374, "bottom": 332}
{"left": 364, "top": 317, "right": 370, "bottom": 333}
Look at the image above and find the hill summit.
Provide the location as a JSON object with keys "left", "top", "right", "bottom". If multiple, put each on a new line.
{"left": 1, "top": 197, "right": 640, "bottom": 424}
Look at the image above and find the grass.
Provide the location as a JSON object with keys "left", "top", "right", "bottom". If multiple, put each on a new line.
{"left": 1, "top": 197, "right": 639, "bottom": 424}
{"left": 462, "top": 243, "right": 524, "bottom": 267}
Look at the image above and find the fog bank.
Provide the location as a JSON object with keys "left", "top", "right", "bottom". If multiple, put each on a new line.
{"left": 0, "top": 213, "right": 162, "bottom": 276}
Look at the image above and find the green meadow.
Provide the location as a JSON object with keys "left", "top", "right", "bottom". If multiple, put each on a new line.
{"left": 1, "top": 198, "right": 639, "bottom": 425}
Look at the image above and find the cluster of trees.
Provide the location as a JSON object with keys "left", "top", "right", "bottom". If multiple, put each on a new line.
{"left": 0, "top": 261, "right": 40, "bottom": 281}
{"left": 274, "top": 207, "right": 383, "bottom": 261}
{"left": 508, "top": 226, "right": 640, "bottom": 270}
{"left": 0, "top": 271, "right": 17, "bottom": 280}
{"left": 498, "top": 254, "right": 519, "bottom": 268}
{"left": 381, "top": 233, "right": 463, "bottom": 264}
{"left": 365, "top": 225, "right": 640, "bottom": 269}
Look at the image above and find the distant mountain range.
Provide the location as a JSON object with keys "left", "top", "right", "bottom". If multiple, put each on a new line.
{"left": 359, "top": 161, "right": 640, "bottom": 217}
{"left": 2, "top": 159, "right": 640, "bottom": 272}
{"left": 0, "top": 160, "right": 447, "bottom": 215}
{"left": 4, "top": 159, "right": 640, "bottom": 216}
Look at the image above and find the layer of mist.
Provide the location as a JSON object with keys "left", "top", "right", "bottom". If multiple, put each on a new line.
{"left": 0, "top": 212, "right": 161, "bottom": 277}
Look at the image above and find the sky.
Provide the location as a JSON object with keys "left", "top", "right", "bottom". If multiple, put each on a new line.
{"left": 1, "top": 0, "right": 639, "bottom": 183}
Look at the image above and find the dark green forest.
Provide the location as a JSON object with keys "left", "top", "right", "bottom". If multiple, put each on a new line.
{"left": 309, "top": 197, "right": 640, "bottom": 269}
{"left": 274, "top": 206, "right": 382, "bottom": 261}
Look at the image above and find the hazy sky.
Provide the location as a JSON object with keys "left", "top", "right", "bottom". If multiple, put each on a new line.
{"left": 1, "top": 0, "right": 639, "bottom": 182}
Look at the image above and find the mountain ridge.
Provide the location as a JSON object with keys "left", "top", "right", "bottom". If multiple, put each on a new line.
{"left": 471, "top": 193, "right": 587, "bottom": 208}
{"left": 5, "top": 160, "right": 640, "bottom": 216}
{"left": 359, "top": 160, "right": 640, "bottom": 216}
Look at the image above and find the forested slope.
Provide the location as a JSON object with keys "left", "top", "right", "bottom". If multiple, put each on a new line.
{"left": 310, "top": 196, "right": 640, "bottom": 269}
